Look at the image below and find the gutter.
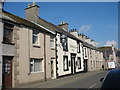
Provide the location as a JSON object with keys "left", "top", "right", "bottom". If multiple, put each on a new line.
{"left": 31, "top": 21, "right": 56, "bottom": 35}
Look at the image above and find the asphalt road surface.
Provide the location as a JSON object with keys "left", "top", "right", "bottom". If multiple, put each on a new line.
{"left": 56, "top": 71, "right": 108, "bottom": 88}
{"left": 19, "top": 70, "right": 108, "bottom": 89}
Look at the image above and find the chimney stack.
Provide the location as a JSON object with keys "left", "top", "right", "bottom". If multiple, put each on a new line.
{"left": 58, "top": 21, "right": 68, "bottom": 31}
{"left": 25, "top": 2, "right": 39, "bottom": 22}
{"left": 69, "top": 29, "right": 78, "bottom": 37}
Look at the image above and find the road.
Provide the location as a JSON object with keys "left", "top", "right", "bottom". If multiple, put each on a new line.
{"left": 56, "top": 71, "right": 108, "bottom": 88}
{"left": 18, "top": 70, "right": 108, "bottom": 89}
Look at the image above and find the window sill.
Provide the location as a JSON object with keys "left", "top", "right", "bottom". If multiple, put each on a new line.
{"left": 29, "top": 71, "right": 43, "bottom": 74}
{"left": 51, "top": 48, "right": 55, "bottom": 50}
{"left": 63, "top": 50, "right": 68, "bottom": 52}
{"left": 2, "top": 42, "right": 15, "bottom": 45}
{"left": 64, "top": 69, "right": 69, "bottom": 71}
{"left": 33, "top": 44, "right": 41, "bottom": 48}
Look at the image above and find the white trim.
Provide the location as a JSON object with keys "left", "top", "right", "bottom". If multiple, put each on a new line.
{"left": 30, "top": 71, "right": 44, "bottom": 74}
{"left": 31, "top": 21, "right": 56, "bottom": 35}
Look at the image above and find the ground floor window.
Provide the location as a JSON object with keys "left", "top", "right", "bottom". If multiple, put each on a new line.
{"left": 30, "top": 59, "right": 42, "bottom": 73}
{"left": 63, "top": 56, "right": 69, "bottom": 71}
{"left": 77, "top": 57, "right": 81, "bottom": 69}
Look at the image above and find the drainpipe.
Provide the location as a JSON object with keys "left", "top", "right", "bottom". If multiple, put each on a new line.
{"left": 0, "top": 5, "right": 3, "bottom": 88}
{"left": 55, "top": 33, "right": 57, "bottom": 78}
{"left": 28, "top": 28, "right": 30, "bottom": 75}
{"left": 44, "top": 32, "right": 46, "bottom": 81}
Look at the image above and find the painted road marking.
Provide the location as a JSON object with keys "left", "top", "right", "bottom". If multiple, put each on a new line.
{"left": 89, "top": 83, "right": 97, "bottom": 88}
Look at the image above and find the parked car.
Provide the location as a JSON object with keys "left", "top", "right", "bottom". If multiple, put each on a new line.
{"left": 100, "top": 69, "right": 120, "bottom": 89}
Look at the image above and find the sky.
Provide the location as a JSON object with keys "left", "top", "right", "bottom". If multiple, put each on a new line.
{"left": 3, "top": 2, "right": 118, "bottom": 48}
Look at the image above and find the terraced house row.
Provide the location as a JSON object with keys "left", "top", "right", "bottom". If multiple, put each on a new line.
{"left": 0, "top": 2, "right": 104, "bottom": 89}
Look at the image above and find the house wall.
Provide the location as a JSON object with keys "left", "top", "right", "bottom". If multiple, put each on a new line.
{"left": 56, "top": 33, "right": 70, "bottom": 76}
{"left": 15, "top": 26, "right": 52, "bottom": 86}
{"left": 2, "top": 44, "right": 14, "bottom": 56}
{"left": 75, "top": 42, "right": 84, "bottom": 72}
{"left": 88, "top": 48, "right": 103, "bottom": 72}
{"left": 56, "top": 33, "right": 84, "bottom": 77}
{"left": 0, "top": 18, "right": 3, "bottom": 90}
{"left": 50, "top": 37, "right": 56, "bottom": 79}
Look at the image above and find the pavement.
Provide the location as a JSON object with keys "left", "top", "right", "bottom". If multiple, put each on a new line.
{"left": 18, "top": 70, "right": 108, "bottom": 88}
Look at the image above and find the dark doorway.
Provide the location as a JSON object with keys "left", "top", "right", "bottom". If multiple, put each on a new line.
{"left": 84, "top": 59, "right": 88, "bottom": 72}
{"left": 2, "top": 56, "right": 13, "bottom": 88}
{"left": 51, "top": 60, "right": 54, "bottom": 78}
{"left": 71, "top": 54, "right": 76, "bottom": 74}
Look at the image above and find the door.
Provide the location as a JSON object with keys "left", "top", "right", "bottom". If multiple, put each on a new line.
{"left": 71, "top": 54, "right": 76, "bottom": 74}
{"left": 84, "top": 59, "right": 88, "bottom": 72}
{"left": 2, "top": 56, "right": 13, "bottom": 88}
{"left": 51, "top": 60, "right": 54, "bottom": 78}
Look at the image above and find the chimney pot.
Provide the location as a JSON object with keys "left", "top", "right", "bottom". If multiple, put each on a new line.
{"left": 28, "top": 4, "right": 31, "bottom": 8}
{"left": 58, "top": 21, "right": 69, "bottom": 31}
{"left": 33, "top": 2, "right": 36, "bottom": 6}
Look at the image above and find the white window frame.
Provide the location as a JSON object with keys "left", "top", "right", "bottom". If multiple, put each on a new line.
{"left": 30, "top": 59, "right": 43, "bottom": 73}
{"left": 32, "top": 30, "right": 40, "bottom": 46}
{"left": 50, "top": 36, "right": 54, "bottom": 48}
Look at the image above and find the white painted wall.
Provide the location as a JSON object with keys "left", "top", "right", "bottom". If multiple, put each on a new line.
{"left": 56, "top": 33, "right": 70, "bottom": 76}
{"left": 56, "top": 33, "right": 84, "bottom": 76}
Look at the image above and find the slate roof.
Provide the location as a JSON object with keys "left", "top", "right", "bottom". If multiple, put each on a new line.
{"left": 1, "top": 10, "right": 100, "bottom": 51}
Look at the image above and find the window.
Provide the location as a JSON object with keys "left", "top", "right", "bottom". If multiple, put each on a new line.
{"left": 77, "top": 42, "right": 80, "bottom": 53}
{"left": 85, "top": 48, "right": 87, "bottom": 57}
{"left": 63, "top": 56, "right": 69, "bottom": 71}
{"left": 3, "top": 24, "right": 13, "bottom": 44}
{"left": 60, "top": 34, "right": 68, "bottom": 51}
{"left": 32, "top": 31, "right": 39, "bottom": 45}
{"left": 50, "top": 36, "right": 54, "bottom": 48}
{"left": 30, "top": 59, "right": 42, "bottom": 73}
{"left": 77, "top": 57, "right": 81, "bottom": 69}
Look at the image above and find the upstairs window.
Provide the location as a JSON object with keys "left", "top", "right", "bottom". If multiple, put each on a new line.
{"left": 3, "top": 23, "right": 13, "bottom": 44}
{"left": 77, "top": 42, "right": 80, "bottom": 53}
{"left": 50, "top": 36, "right": 54, "bottom": 48}
{"left": 85, "top": 48, "right": 87, "bottom": 57}
{"left": 32, "top": 30, "right": 39, "bottom": 45}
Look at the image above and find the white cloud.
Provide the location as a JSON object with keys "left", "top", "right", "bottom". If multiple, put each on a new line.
{"left": 96, "top": 42, "right": 105, "bottom": 47}
{"left": 104, "top": 40, "right": 117, "bottom": 47}
{"left": 79, "top": 25, "right": 92, "bottom": 33}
